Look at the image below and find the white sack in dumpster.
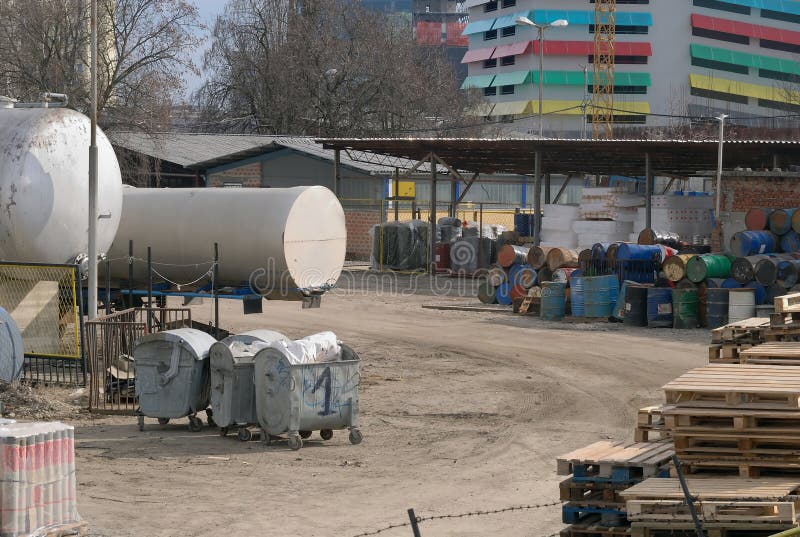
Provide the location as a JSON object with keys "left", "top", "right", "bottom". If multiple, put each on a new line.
{"left": 269, "top": 331, "right": 342, "bottom": 365}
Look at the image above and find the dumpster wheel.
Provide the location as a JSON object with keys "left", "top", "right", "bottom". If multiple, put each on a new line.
{"left": 219, "top": 427, "right": 229, "bottom": 437}
{"left": 237, "top": 427, "right": 252, "bottom": 442}
{"left": 349, "top": 429, "right": 363, "bottom": 445}
{"left": 188, "top": 415, "right": 203, "bottom": 432}
{"left": 157, "top": 418, "right": 170, "bottom": 426}
{"left": 300, "top": 430, "right": 312, "bottom": 439}
{"left": 288, "top": 434, "right": 303, "bottom": 451}
{"left": 320, "top": 429, "right": 333, "bottom": 441}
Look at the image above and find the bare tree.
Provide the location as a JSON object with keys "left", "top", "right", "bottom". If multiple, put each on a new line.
{"left": 197, "top": 0, "right": 482, "bottom": 136}
{"left": 0, "top": 0, "right": 202, "bottom": 131}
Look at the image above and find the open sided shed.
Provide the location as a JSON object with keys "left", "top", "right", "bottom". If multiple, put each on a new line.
{"left": 320, "top": 137, "right": 800, "bottom": 271}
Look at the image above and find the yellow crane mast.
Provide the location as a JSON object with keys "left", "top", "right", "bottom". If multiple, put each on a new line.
{"left": 592, "top": 0, "right": 616, "bottom": 139}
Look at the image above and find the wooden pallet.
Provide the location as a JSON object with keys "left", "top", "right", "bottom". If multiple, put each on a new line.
{"left": 770, "top": 311, "right": 800, "bottom": 329}
{"left": 559, "top": 478, "right": 628, "bottom": 506}
{"left": 662, "top": 364, "right": 800, "bottom": 410}
{"left": 710, "top": 317, "right": 769, "bottom": 344}
{"left": 630, "top": 522, "right": 794, "bottom": 537}
{"left": 708, "top": 343, "right": 753, "bottom": 364}
{"left": 557, "top": 440, "right": 673, "bottom": 482}
{"left": 663, "top": 406, "right": 800, "bottom": 434}
{"left": 740, "top": 342, "right": 800, "bottom": 365}
{"left": 775, "top": 292, "right": 800, "bottom": 314}
{"left": 671, "top": 458, "right": 800, "bottom": 478}
{"left": 673, "top": 431, "right": 800, "bottom": 457}
{"left": 560, "top": 517, "right": 630, "bottom": 537}
{"left": 634, "top": 406, "right": 670, "bottom": 442}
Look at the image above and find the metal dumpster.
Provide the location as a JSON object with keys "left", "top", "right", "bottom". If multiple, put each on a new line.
{"left": 134, "top": 328, "right": 216, "bottom": 432}
{"left": 209, "top": 329, "right": 289, "bottom": 441}
{"left": 254, "top": 342, "right": 362, "bottom": 450}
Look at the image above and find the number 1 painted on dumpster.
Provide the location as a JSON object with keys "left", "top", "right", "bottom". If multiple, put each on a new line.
{"left": 312, "top": 367, "right": 334, "bottom": 416}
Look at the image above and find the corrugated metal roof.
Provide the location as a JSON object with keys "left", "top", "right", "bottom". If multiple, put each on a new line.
{"left": 108, "top": 132, "right": 432, "bottom": 175}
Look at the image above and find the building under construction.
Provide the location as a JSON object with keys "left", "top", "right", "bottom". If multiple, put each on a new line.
{"left": 459, "top": 0, "right": 800, "bottom": 136}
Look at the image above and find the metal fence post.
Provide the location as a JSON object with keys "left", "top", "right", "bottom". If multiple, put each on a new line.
{"left": 147, "top": 246, "right": 153, "bottom": 333}
{"left": 214, "top": 242, "right": 220, "bottom": 339}
{"left": 77, "top": 264, "right": 87, "bottom": 386}
{"left": 128, "top": 239, "right": 134, "bottom": 308}
{"left": 407, "top": 509, "right": 421, "bottom": 537}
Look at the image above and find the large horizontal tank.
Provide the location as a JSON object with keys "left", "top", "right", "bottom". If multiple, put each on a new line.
{"left": 0, "top": 106, "right": 123, "bottom": 264}
{"left": 106, "top": 186, "right": 346, "bottom": 300}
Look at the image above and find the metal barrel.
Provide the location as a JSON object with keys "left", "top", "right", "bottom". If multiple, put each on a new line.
{"left": 685, "top": 254, "right": 731, "bottom": 283}
{"left": 765, "top": 283, "right": 786, "bottom": 305}
{"left": 646, "top": 287, "right": 674, "bottom": 328}
{"left": 606, "top": 243, "right": 621, "bottom": 265}
{"left": 612, "top": 280, "right": 635, "bottom": 321}
{"left": 676, "top": 278, "right": 697, "bottom": 289}
{"left": 663, "top": 254, "right": 696, "bottom": 282}
{"left": 731, "top": 255, "right": 771, "bottom": 283}
{"left": 744, "top": 280, "right": 767, "bottom": 305}
{"left": 624, "top": 285, "right": 650, "bottom": 327}
{"left": 705, "top": 278, "right": 725, "bottom": 288}
{"left": 571, "top": 276, "right": 585, "bottom": 317}
{"left": 496, "top": 282, "right": 512, "bottom": 306}
{"left": 538, "top": 265, "right": 553, "bottom": 283}
{"left": 477, "top": 281, "right": 497, "bottom": 304}
{"left": 509, "top": 284, "right": 528, "bottom": 302}
{"left": 583, "top": 275, "right": 617, "bottom": 318}
{"left": 753, "top": 254, "right": 796, "bottom": 285}
{"left": 553, "top": 267, "right": 577, "bottom": 284}
{"left": 617, "top": 244, "right": 664, "bottom": 262}
{"left": 722, "top": 277, "right": 742, "bottom": 288}
{"left": 672, "top": 288, "right": 699, "bottom": 329}
{"left": 546, "top": 247, "right": 580, "bottom": 271}
{"left": 638, "top": 228, "right": 681, "bottom": 248}
{"left": 781, "top": 230, "right": 800, "bottom": 253}
{"left": 509, "top": 263, "right": 537, "bottom": 288}
{"left": 706, "top": 288, "right": 730, "bottom": 329}
{"left": 497, "top": 244, "right": 530, "bottom": 268}
{"left": 514, "top": 213, "right": 534, "bottom": 237}
{"left": 729, "top": 230, "right": 779, "bottom": 257}
{"left": 745, "top": 208, "right": 773, "bottom": 231}
{"left": 591, "top": 242, "right": 613, "bottom": 261}
{"left": 540, "top": 281, "right": 566, "bottom": 321}
{"left": 528, "top": 246, "right": 552, "bottom": 269}
{"left": 435, "top": 243, "right": 451, "bottom": 270}
{"left": 728, "top": 288, "right": 756, "bottom": 323}
{"left": 769, "top": 208, "right": 797, "bottom": 236}
{"left": 777, "top": 259, "right": 800, "bottom": 289}
{"left": 487, "top": 264, "right": 507, "bottom": 287}
{"left": 793, "top": 209, "right": 800, "bottom": 234}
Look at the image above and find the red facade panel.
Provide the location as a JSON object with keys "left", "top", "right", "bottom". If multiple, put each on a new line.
{"left": 691, "top": 13, "right": 800, "bottom": 46}
{"left": 461, "top": 46, "right": 496, "bottom": 63}
{"left": 531, "top": 40, "right": 652, "bottom": 56}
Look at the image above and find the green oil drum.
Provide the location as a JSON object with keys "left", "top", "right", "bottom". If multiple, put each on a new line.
{"left": 672, "top": 288, "right": 700, "bottom": 329}
{"left": 685, "top": 254, "right": 732, "bottom": 283}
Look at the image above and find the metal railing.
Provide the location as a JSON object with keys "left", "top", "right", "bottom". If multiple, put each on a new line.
{"left": 86, "top": 307, "right": 191, "bottom": 414}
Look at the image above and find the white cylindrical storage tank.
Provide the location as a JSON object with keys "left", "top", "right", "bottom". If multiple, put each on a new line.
{"left": 106, "top": 186, "right": 346, "bottom": 300}
{"left": 0, "top": 107, "right": 123, "bottom": 264}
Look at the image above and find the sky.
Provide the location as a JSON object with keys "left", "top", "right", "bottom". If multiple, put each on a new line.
{"left": 186, "top": 0, "right": 228, "bottom": 94}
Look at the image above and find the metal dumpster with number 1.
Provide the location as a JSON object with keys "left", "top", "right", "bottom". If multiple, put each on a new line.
{"left": 253, "top": 343, "right": 362, "bottom": 450}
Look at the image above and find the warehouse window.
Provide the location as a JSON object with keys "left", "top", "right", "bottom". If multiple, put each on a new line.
{"left": 500, "top": 84, "right": 515, "bottom": 95}
{"left": 588, "top": 114, "right": 646, "bottom": 124}
{"left": 690, "top": 87, "right": 749, "bottom": 104}
{"left": 692, "top": 27, "right": 750, "bottom": 45}
{"left": 590, "top": 55, "right": 648, "bottom": 65}
{"left": 693, "top": 0, "right": 750, "bottom": 14}
{"left": 501, "top": 55, "right": 516, "bottom": 66}
{"left": 484, "top": 86, "right": 497, "bottom": 96}
{"left": 588, "top": 85, "right": 648, "bottom": 95}
{"left": 484, "top": 58, "right": 498, "bottom": 68}
{"left": 759, "top": 68, "right": 800, "bottom": 84}
{"left": 484, "top": 1, "right": 497, "bottom": 11}
{"left": 761, "top": 39, "right": 800, "bottom": 54}
{"left": 484, "top": 29, "right": 498, "bottom": 40}
{"left": 501, "top": 0, "right": 516, "bottom": 7}
{"left": 758, "top": 98, "right": 800, "bottom": 112}
{"left": 501, "top": 26, "right": 516, "bottom": 37}
{"left": 691, "top": 56, "right": 749, "bottom": 75}
{"left": 591, "top": 0, "right": 648, "bottom": 3}
{"left": 761, "top": 8, "right": 800, "bottom": 24}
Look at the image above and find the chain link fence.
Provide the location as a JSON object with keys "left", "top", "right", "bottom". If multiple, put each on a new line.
{"left": 0, "top": 262, "right": 85, "bottom": 385}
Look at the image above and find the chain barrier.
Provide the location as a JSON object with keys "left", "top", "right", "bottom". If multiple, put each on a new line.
{"left": 351, "top": 500, "right": 562, "bottom": 537}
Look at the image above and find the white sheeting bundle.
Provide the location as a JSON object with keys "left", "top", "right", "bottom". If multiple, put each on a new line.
{"left": 269, "top": 332, "right": 342, "bottom": 365}
{"left": 0, "top": 421, "right": 79, "bottom": 536}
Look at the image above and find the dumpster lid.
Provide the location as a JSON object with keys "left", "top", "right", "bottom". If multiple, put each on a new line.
{"left": 136, "top": 328, "right": 217, "bottom": 360}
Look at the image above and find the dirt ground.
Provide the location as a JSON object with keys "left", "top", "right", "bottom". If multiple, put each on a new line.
{"left": 62, "top": 273, "right": 710, "bottom": 537}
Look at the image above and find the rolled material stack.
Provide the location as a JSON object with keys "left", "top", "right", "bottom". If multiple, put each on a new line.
{"left": 0, "top": 421, "right": 80, "bottom": 537}
{"left": 540, "top": 204, "right": 579, "bottom": 248}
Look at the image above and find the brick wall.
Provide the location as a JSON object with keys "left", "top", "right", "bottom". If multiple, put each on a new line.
{"left": 207, "top": 162, "right": 262, "bottom": 187}
{"left": 722, "top": 175, "right": 800, "bottom": 213}
{"left": 345, "top": 209, "right": 381, "bottom": 260}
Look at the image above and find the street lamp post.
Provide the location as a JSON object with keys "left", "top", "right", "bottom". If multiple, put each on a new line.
{"left": 515, "top": 16, "right": 568, "bottom": 138}
{"left": 714, "top": 114, "right": 728, "bottom": 222}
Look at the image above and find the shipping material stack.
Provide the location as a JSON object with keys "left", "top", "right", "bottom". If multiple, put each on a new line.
{"left": 541, "top": 204, "right": 580, "bottom": 248}
{"left": 575, "top": 188, "right": 641, "bottom": 250}
{"left": 631, "top": 194, "right": 714, "bottom": 245}
{"left": 556, "top": 440, "right": 673, "bottom": 537}
{"left": 622, "top": 478, "right": 800, "bottom": 536}
{"left": 0, "top": 421, "right": 84, "bottom": 537}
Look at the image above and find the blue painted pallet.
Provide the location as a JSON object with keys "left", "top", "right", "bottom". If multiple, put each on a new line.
{"left": 562, "top": 504, "right": 627, "bottom": 525}
{"left": 570, "top": 464, "right": 669, "bottom": 484}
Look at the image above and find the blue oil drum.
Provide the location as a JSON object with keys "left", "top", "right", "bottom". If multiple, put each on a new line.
{"left": 509, "top": 263, "right": 537, "bottom": 289}
{"left": 780, "top": 230, "right": 800, "bottom": 253}
{"left": 570, "top": 276, "right": 585, "bottom": 317}
{"left": 722, "top": 278, "right": 742, "bottom": 289}
{"left": 496, "top": 282, "right": 512, "bottom": 306}
{"left": 744, "top": 280, "right": 767, "bottom": 305}
{"left": 540, "top": 281, "right": 566, "bottom": 321}
{"left": 647, "top": 287, "right": 674, "bottom": 328}
{"left": 514, "top": 213, "right": 534, "bottom": 237}
{"left": 706, "top": 288, "right": 730, "bottom": 329}
{"left": 616, "top": 244, "right": 664, "bottom": 262}
{"left": 583, "top": 275, "right": 617, "bottom": 318}
{"left": 730, "top": 230, "right": 779, "bottom": 257}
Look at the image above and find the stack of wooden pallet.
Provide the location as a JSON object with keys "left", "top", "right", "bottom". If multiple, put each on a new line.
{"left": 708, "top": 317, "right": 769, "bottom": 364}
{"left": 621, "top": 477, "right": 800, "bottom": 536}
{"left": 634, "top": 406, "right": 670, "bottom": 443}
{"left": 662, "top": 364, "right": 800, "bottom": 478}
{"left": 556, "top": 440, "right": 673, "bottom": 537}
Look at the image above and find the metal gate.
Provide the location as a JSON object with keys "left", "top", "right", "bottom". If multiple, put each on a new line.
{"left": 86, "top": 307, "right": 191, "bottom": 414}
{"left": 0, "top": 262, "right": 85, "bottom": 385}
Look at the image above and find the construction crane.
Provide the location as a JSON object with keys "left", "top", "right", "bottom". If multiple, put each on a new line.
{"left": 592, "top": 0, "right": 616, "bottom": 139}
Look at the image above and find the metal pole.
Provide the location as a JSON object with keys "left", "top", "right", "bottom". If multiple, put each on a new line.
{"left": 333, "top": 149, "right": 341, "bottom": 197}
{"left": 128, "top": 240, "right": 133, "bottom": 309}
{"left": 394, "top": 168, "right": 399, "bottom": 221}
{"left": 544, "top": 173, "right": 551, "bottom": 204}
{"left": 479, "top": 203, "right": 483, "bottom": 272}
{"left": 105, "top": 259, "right": 111, "bottom": 315}
{"left": 213, "top": 243, "right": 219, "bottom": 339}
{"left": 87, "top": 0, "right": 99, "bottom": 319}
{"left": 582, "top": 65, "right": 589, "bottom": 140}
{"left": 76, "top": 264, "right": 88, "bottom": 387}
{"left": 147, "top": 246, "right": 152, "bottom": 333}
{"left": 538, "top": 27, "right": 545, "bottom": 138}
{"left": 645, "top": 152, "right": 652, "bottom": 231}
{"left": 408, "top": 509, "right": 422, "bottom": 537}
{"left": 672, "top": 455, "right": 706, "bottom": 537}
{"left": 534, "top": 151, "right": 542, "bottom": 246}
{"left": 429, "top": 155, "right": 437, "bottom": 275}
{"left": 715, "top": 115, "right": 727, "bottom": 222}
